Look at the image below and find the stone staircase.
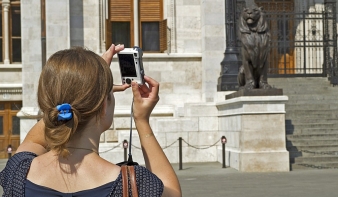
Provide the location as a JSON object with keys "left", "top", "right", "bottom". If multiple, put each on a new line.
{"left": 269, "top": 77, "right": 338, "bottom": 170}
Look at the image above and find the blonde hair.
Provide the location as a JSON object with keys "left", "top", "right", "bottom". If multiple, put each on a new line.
{"left": 37, "top": 47, "right": 113, "bottom": 157}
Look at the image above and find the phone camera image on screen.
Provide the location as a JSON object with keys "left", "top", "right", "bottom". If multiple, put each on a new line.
{"left": 118, "top": 54, "right": 137, "bottom": 77}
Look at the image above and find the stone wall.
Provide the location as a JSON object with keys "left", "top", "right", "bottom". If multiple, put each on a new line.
{"left": 0, "top": 67, "right": 22, "bottom": 101}
{"left": 110, "top": 54, "right": 203, "bottom": 108}
{"left": 17, "top": 0, "right": 225, "bottom": 165}
{"left": 19, "top": 0, "right": 43, "bottom": 140}
{"left": 100, "top": 102, "right": 224, "bottom": 165}
{"left": 46, "top": 0, "right": 70, "bottom": 57}
{"left": 201, "top": 0, "right": 225, "bottom": 102}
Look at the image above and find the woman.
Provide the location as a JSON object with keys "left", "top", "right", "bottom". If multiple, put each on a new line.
{"left": 0, "top": 44, "right": 182, "bottom": 197}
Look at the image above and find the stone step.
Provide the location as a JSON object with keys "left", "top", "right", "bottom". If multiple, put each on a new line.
{"left": 271, "top": 87, "right": 332, "bottom": 92}
{"left": 286, "top": 100, "right": 338, "bottom": 105}
{"left": 271, "top": 82, "right": 331, "bottom": 87}
{"left": 285, "top": 119, "right": 337, "bottom": 124}
{"left": 276, "top": 83, "right": 332, "bottom": 88}
{"left": 280, "top": 85, "right": 335, "bottom": 90}
{"left": 286, "top": 113, "right": 338, "bottom": 119}
{"left": 286, "top": 111, "right": 338, "bottom": 119}
{"left": 287, "top": 145, "right": 338, "bottom": 152}
{"left": 289, "top": 163, "right": 313, "bottom": 170}
{"left": 285, "top": 104, "right": 338, "bottom": 110}
{"left": 269, "top": 81, "right": 333, "bottom": 92}
{"left": 287, "top": 94, "right": 338, "bottom": 100}
{"left": 286, "top": 139, "right": 338, "bottom": 146}
{"left": 286, "top": 123, "right": 338, "bottom": 130}
{"left": 282, "top": 88, "right": 337, "bottom": 95}
{"left": 271, "top": 77, "right": 338, "bottom": 169}
{"left": 287, "top": 134, "right": 338, "bottom": 140}
{"left": 268, "top": 76, "right": 330, "bottom": 82}
{"left": 286, "top": 128, "right": 338, "bottom": 135}
{"left": 292, "top": 156, "right": 338, "bottom": 163}
{"left": 269, "top": 77, "right": 330, "bottom": 84}
{"left": 291, "top": 162, "right": 338, "bottom": 169}
{"left": 289, "top": 150, "right": 338, "bottom": 158}
{"left": 286, "top": 109, "right": 338, "bottom": 114}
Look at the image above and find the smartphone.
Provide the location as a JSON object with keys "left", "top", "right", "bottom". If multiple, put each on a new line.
{"left": 117, "top": 47, "right": 145, "bottom": 85}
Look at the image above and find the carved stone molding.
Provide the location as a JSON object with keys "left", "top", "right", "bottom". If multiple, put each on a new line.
{"left": 0, "top": 88, "right": 22, "bottom": 94}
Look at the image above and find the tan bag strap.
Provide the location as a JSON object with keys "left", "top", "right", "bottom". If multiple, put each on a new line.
{"left": 122, "top": 166, "right": 139, "bottom": 197}
{"left": 128, "top": 166, "right": 139, "bottom": 197}
{"left": 122, "top": 166, "right": 129, "bottom": 197}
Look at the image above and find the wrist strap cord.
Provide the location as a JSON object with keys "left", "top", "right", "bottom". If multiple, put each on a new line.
{"left": 116, "top": 97, "right": 138, "bottom": 166}
{"left": 129, "top": 98, "right": 133, "bottom": 155}
{"left": 127, "top": 98, "right": 136, "bottom": 165}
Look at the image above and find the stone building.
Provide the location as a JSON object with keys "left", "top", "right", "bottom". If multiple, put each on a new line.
{"left": 0, "top": 0, "right": 337, "bottom": 168}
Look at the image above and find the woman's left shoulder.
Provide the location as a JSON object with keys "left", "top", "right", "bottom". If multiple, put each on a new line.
{"left": 0, "top": 151, "right": 37, "bottom": 186}
{"left": 134, "top": 165, "right": 164, "bottom": 196}
{"left": 7, "top": 151, "right": 37, "bottom": 161}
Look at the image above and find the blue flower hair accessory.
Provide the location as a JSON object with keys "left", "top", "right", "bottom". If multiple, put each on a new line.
{"left": 56, "top": 103, "right": 73, "bottom": 121}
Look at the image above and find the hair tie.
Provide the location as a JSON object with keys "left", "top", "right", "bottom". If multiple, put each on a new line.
{"left": 56, "top": 103, "right": 73, "bottom": 121}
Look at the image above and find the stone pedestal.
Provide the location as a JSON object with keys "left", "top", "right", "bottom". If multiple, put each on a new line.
{"left": 216, "top": 95, "right": 290, "bottom": 172}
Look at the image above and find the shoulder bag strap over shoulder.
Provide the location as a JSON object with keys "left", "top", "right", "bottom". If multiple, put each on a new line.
{"left": 128, "top": 166, "right": 139, "bottom": 197}
{"left": 122, "top": 165, "right": 139, "bottom": 197}
{"left": 122, "top": 166, "right": 129, "bottom": 197}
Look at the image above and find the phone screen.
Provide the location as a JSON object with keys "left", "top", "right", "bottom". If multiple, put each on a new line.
{"left": 118, "top": 54, "right": 137, "bottom": 77}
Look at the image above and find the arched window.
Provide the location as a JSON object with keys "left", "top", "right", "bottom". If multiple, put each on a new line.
{"left": 255, "top": 0, "right": 295, "bottom": 74}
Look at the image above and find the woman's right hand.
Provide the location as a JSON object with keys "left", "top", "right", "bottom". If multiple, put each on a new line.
{"left": 101, "top": 44, "right": 124, "bottom": 65}
{"left": 131, "top": 76, "right": 159, "bottom": 122}
{"left": 132, "top": 76, "right": 182, "bottom": 197}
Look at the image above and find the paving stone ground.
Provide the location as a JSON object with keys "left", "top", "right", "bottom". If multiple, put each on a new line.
{"left": 1, "top": 159, "right": 338, "bottom": 197}
{"left": 172, "top": 162, "right": 338, "bottom": 197}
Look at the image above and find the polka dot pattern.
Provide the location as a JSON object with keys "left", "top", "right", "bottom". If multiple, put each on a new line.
{"left": 0, "top": 152, "right": 164, "bottom": 197}
{"left": 109, "top": 165, "right": 164, "bottom": 197}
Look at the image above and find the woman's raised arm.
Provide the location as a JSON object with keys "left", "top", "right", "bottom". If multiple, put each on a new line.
{"left": 16, "top": 119, "right": 48, "bottom": 155}
{"left": 131, "top": 76, "right": 182, "bottom": 197}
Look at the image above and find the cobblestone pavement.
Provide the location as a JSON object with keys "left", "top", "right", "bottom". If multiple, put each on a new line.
{"left": 1, "top": 160, "right": 338, "bottom": 197}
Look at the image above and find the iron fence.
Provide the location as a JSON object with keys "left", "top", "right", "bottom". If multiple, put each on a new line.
{"left": 235, "top": 1, "right": 338, "bottom": 85}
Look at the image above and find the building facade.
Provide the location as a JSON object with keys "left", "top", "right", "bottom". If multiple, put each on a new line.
{"left": 0, "top": 0, "right": 337, "bottom": 163}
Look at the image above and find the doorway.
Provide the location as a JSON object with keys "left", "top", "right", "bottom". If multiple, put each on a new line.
{"left": 0, "top": 101, "right": 21, "bottom": 158}
{"left": 255, "top": 0, "right": 295, "bottom": 74}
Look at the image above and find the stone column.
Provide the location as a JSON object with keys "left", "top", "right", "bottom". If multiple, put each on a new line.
{"left": 2, "top": 0, "right": 10, "bottom": 64}
{"left": 18, "top": 0, "right": 43, "bottom": 142}
{"left": 201, "top": 0, "right": 226, "bottom": 102}
{"left": 45, "top": 0, "right": 70, "bottom": 57}
{"left": 82, "top": 0, "right": 101, "bottom": 53}
{"left": 134, "top": 0, "right": 139, "bottom": 46}
{"left": 70, "top": 0, "right": 84, "bottom": 47}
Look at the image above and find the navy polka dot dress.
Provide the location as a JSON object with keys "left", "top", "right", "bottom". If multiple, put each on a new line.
{"left": 0, "top": 152, "right": 163, "bottom": 197}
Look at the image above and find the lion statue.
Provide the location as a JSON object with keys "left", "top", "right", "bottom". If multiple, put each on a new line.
{"left": 237, "top": 6, "right": 272, "bottom": 89}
